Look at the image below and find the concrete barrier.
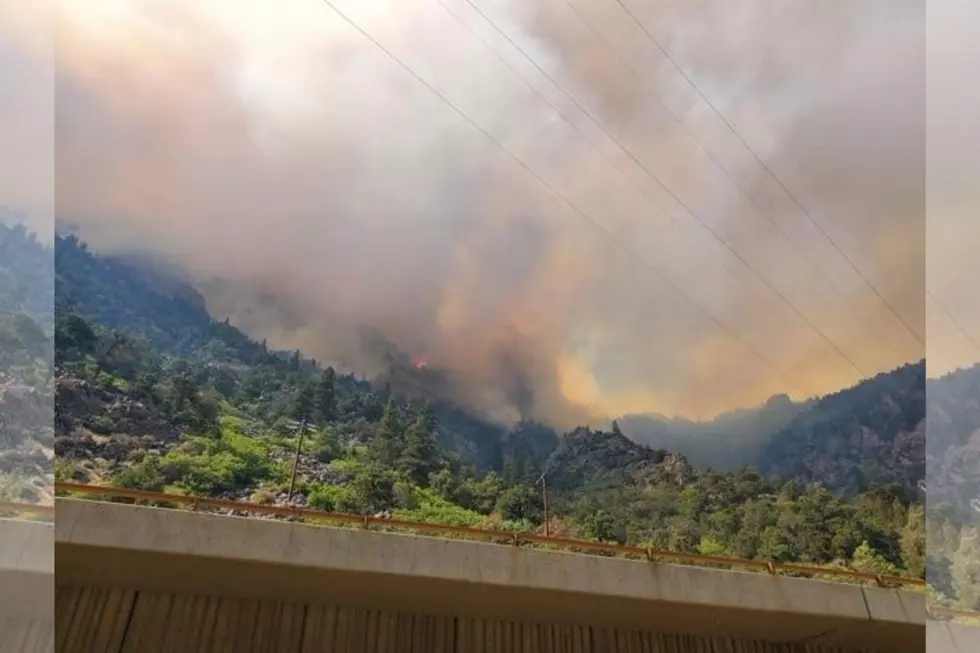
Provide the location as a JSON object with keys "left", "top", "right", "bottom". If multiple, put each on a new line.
{"left": 0, "top": 516, "right": 54, "bottom": 652}
{"left": 927, "top": 619, "right": 980, "bottom": 652}
{"left": 55, "top": 499, "right": 926, "bottom": 652}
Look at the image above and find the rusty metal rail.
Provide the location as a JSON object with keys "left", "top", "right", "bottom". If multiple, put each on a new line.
{"left": 0, "top": 500, "right": 54, "bottom": 518}
{"left": 930, "top": 606, "right": 980, "bottom": 622}
{"left": 54, "top": 482, "right": 925, "bottom": 589}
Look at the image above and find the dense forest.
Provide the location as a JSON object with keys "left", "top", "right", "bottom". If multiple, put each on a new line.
{"left": 4, "top": 226, "right": 971, "bottom": 610}
{"left": 0, "top": 222, "right": 54, "bottom": 505}
{"left": 623, "top": 362, "right": 926, "bottom": 497}
{"left": 926, "top": 364, "right": 980, "bottom": 611}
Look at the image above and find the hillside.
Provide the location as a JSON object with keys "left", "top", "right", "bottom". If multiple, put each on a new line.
{"left": 0, "top": 222, "right": 55, "bottom": 504}
{"left": 623, "top": 366, "right": 926, "bottom": 502}
{"left": 923, "top": 364, "right": 980, "bottom": 609}
{"left": 618, "top": 393, "right": 807, "bottom": 471}
{"left": 759, "top": 362, "right": 926, "bottom": 497}
{"left": 49, "top": 230, "right": 936, "bottom": 589}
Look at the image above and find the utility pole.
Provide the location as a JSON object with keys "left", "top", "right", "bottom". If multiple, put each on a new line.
{"left": 536, "top": 464, "right": 551, "bottom": 538}
{"left": 286, "top": 420, "right": 306, "bottom": 504}
{"left": 541, "top": 473, "right": 549, "bottom": 537}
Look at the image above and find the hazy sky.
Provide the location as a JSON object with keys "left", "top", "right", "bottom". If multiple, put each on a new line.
{"left": 0, "top": 0, "right": 54, "bottom": 240}
{"left": 924, "top": 0, "right": 980, "bottom": 381}
{"left": 4, "top": 0, "right": 954, "bottom": 424}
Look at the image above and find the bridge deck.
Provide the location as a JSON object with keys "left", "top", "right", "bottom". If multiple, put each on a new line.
{"left": 54, "top": 498, "right": 926, "bottom": 652}
{"left": 0, "top": 517, "right": 54, "bottom": 652}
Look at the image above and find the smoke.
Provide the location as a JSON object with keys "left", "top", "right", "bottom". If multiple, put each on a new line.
{"left": 43, "top": 0, "right": 925, "bottom": 426}
{"left": 0, "top": 0, "right": 54, "bottom": 241}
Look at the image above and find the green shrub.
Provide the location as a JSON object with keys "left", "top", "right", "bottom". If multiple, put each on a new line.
{"left": 113, "top": 455, "right": 165, "bottom": 492}
{"left": 161, "top": 431, "right": 274, "bottom": 495}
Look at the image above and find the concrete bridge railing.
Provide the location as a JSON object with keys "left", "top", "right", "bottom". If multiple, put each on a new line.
{"left": 54, "top": 498, "right": 929, "bottom": 652}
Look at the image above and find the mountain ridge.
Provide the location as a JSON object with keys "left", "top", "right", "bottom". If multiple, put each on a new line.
{"left": 52, "top": 231, "right": 930, "bottom": 496}
{"left": 39, "top": 228, "right": 963, "bottom": 596}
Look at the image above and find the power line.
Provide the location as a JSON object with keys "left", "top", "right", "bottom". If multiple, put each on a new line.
{"left": 444, "top": 0, "right": 881, "bottom": 377}
{"left": 607, "top": 0, "right": 924, "bottom": 346}
{"left": 314, "top": 0, "right": 814, "bottom": 397}
{"left": 560, "top": 0, "right": 921, "bottom": 361}
{"left": 927, "top": 289, "right": 980, "bottom": 357}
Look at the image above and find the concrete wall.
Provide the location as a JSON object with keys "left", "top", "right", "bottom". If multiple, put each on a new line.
{"left": 0, "top": 517, "right": 54, "bottom": 652}
{"left": 57, "top": 585, "right": 895, "bottom": 653}
{"left": 927, "top": 619, "right": 980, "bottom": 653}
{"left": 55, "top": 499, "right": 927, "bottom": 652}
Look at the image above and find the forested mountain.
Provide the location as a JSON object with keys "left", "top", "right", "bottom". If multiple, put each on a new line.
{"left": 925, "top": 363, "right": 980, "bottom": 609}
{"left": 46, "top": 229, "right": 964, "bottom": 600}
{"left": 619, "top": 394, "right": 808, "bottom": 471}
{"left": 622, "top": 364, "right": 926, "bottom": 500}
{"left": 759, "top": 362, "right": 925, "bottom": 497}
{"left": 0, "top": 222, "right": 54, "bottom": 504}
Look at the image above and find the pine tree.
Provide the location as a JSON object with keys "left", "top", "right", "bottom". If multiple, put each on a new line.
{"left": 370, "top": 398, "right": 403, "bottom": 467}
{"left": 315, "top": 367, "right": 336, "bottom": 424}
{"left": 951, "top": 526, "right": 980, "bottom": 609}
{"left": 286, "top": 381, "right": 316, "bottom": 502}
{"left": 290, "top": 381, "right": 316, "bottom": 425}
{"left": 399, "top": 415, "right": 439, "bottom": 486}
{"left": 899, "top": 504, "right": 926, "bottom": 577}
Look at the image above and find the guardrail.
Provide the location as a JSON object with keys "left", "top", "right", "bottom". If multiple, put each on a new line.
{"left": 0, "top": 500, "right": 54, "bottom": 518}
{"left": 54, "top": 482, "right": 925, "bottom": 589}
{"left": 930, "top": 606, "right": 980, "bottom": 622}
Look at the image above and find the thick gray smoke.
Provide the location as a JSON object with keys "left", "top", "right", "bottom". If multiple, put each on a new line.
{"left": 40, "top": 0, "right": 926, "bottom": 425}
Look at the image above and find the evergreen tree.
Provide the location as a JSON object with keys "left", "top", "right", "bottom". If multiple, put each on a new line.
{"left": 496, "top": 484, "right": 543, "bottom": 523}
{"left": 399, "top": 415, "right": 439, "bottom": 486}
{"left": 582, "top": 509, "right": 624, "bottom": 544}
{"left": 951, "top": 526, "right": 980, "bottom": 609}
{"left": 290, "top": 381, "right": 316, "bottom": 425}
{"left": 370, "top": 398, "right": 403, "bottom": 467}
{"left": 351, "top": 464, "right": 396, "bottom": 514}
{"left": 315, "top": 367, "right": 336, "bottom": 424}
{"left": 899, "top": 504, "right": 926, "bottom": 577}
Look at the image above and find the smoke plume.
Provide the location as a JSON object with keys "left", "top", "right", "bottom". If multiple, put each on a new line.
{"left": 40, "top": 0, "right": 927, "bottom": 426}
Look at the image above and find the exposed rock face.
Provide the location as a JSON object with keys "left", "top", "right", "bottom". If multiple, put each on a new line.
{"left": 55, "top": 375, "right": 179, "bottom": 441}
{"left": 546, "top": 427, "right": 695, "bottom": 493}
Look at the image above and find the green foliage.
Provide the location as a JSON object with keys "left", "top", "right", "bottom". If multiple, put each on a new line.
{"left": 0, "top": 224, "right": 54, "bottom": 488}
{"left": 399, "top": 415, "right": 439, "bottom": 486}
{"left": 160, "top": 429, "right": 276, "bottom": 495}
{"left": 349, "top": 464, "right": 396, "bottom": 514}
{"left": 312, "top": 428, "right": 342, "bottom": 463}
{"left": 851, "top": 541, "right": 899, "bottom": 576}
{"left": 48, "top": 230, "right": 942, "bottom": 603}
{"left": 579, "top": 509, "right": 626, "bottom": 545}
{"left": 495, "top": 484, "right": 543, "bottom": 523}
{"left": 395, "top": 487, "right": 484, "bottom": 528}
{"left": 760, "top": 362, "right": 925, "bottom": 496}
{"left": 315, "top": 368, "right": 336, "bottom": 424}
{"left": 369, "top": 398, "right": 403, "bottom": 467}
{"left": 113, "top": 454, "right": 166, "bottom": 492}
{"left": 697, "top": 536, "right": 729, "bottom": 557}
{"left": 290, "top": 381, "right": 316, "bottom": 425}
{"left": 951, "top": 526, "right": 980, "bottom": 610}
{"left": 900, "top": 504, "right": 926, "bottom": 577}
{"left": 307, "top": 483, "right": 352, "bottom": 513}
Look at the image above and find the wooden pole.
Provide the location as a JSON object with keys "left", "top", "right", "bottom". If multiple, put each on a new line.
{"left": 541, "top": 474, "right": 549, "bottom": 538}
{"left": 286, "top": 422, "right": 305, "bottom": 504}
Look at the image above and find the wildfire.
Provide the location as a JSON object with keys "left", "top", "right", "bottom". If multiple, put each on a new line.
{"left": 413, "top": 356, "right": 429, "bottom": 370}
